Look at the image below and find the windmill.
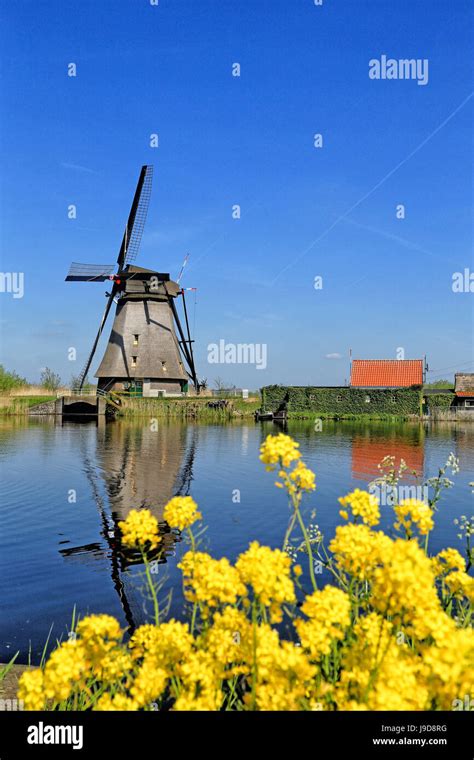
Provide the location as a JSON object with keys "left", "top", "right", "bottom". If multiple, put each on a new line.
{"left": 65, "top": 165, "right": 198, "bottom": 396}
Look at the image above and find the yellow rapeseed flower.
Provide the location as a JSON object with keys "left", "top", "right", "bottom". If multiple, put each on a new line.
{"left": 76, "top": 614, "right": 123, "bottom": 662}
{"left": 179, "top": 551, "right": 247, "bottom": 610}
{"left": 236, "top": 541, "right": 296, "bottom": 621}
{"left": 295, "top": 586, "right": 351, "bottom": 661}
{"left": 163, "top": 496, "right": 202, "bottom": 531}
{"left": 432, "top": 548, "right": 466, "bottom": 577}
{"left": 129, "top": 620, "right": 193, "bottom": 670}
{"left": 394, "top": 498, "right": 434, "bottom": 537}
{"left": 338, "top": 488, "right": 380, "bottom": 527}
{"left": 118, "top": 508, "right": 161, "bottom": 551}
{"left": 259, "top": 433, "right": 301, "bottom": 470}
{"left": 42, "top": 640, "right": 90, "bottom": 702}
{"left": 371, "top": 539, "right": 442, "bottom": 640}
{"left": 329, "top": 523, "right": 392, "bottom": 581}
{"left": 18, "top": 668, "right": 45, "bottom": 711}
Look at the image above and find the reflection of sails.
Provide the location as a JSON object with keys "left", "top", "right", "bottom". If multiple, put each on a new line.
{"left": 59, "top": 421, "right": 197, "bottom": 632}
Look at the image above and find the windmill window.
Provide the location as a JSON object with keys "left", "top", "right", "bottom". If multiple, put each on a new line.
{"left": 131, "top": 356, "right": 137, "bottom": 368}
{"left": 161, "top": 361, "right": 167, "bottom": 372}
{"left": 133, "top": 334, "right": 139, "bottom": 346}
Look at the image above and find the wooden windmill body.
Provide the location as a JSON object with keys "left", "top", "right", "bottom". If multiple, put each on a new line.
{"left": 65, "top": 166, "right": 198, "bottom": 396}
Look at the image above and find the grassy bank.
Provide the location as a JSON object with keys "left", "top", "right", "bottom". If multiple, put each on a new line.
{"left": 0, "top": 396, "right": 56, "bottom": 415}
{"left": 116, "top": 397, "right": 261, "bottom": 419}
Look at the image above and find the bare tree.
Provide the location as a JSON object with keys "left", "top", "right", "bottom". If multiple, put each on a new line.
{"left": 40, "top": 367, "right": 61, "bottom": 392}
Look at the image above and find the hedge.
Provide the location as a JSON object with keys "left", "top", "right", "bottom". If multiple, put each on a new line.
{"left": 260, "top": 385, "right": 422, "bottom": 417}
{"left": 426, "top": 394, "right": 454, "bottom": 410}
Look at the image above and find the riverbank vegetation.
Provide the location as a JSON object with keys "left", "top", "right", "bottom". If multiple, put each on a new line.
{"left": 14, "top": 434, "right": 473, "bottom": 711}
{"left": 116, "top": 397, "right": 261, "bottom": 419}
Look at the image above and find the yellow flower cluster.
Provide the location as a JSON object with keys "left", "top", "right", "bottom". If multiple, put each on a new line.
{"left": 179, "top": 551, "right": 247, "bottom": 610}
{"left": 242, "top": 623, "right": 316, "bottom": 711}
{"left": 130, "top": 620, "right": 193, "bottom": 670}
{"left": 259, "top": 433, "right": 301, "bottom": 469}
{"left": 276, "top": 461, "right": 316, "bottom": 495}
{"left": 432, "top": 547, "right": 466, "bottom": 576}
{"left": 295, "top": 586, "right": 351, "bottom": 660}
{"left": 329, "top": 523, "right": 392, "bottom": 581}
{"left": 394, "top": 498, "right": 434, "bottom": 537}
{"left": 337, "top": 614, "right": 429, "bottom": 711}
{"left": 76, "top": 614, "right": 122, "bottom": 660}
{"left": 163, "top": 496, "right": 202, "bottom": 531}
{"left": 445, "top": 571, "right": 474, "bottom": 603}
{"left": 199, "top": 606, "right": 251, "bottom": 677}
{"left": 422, "top": 625, "right": 474, "bottom": 708}
{"left": 338, "top": 488, "right": 380, "bottom": 526}
{"left": 235, "top": 541, "right": 296, "bottom": 622}
{"left": 118, "top": 508, "right": 161, "bottom": 550}
{"left": 371, "top": 539, "right": 442, "bottom": 640}
{"left": 20, "top": 640, "right": 89, "bottom": 706}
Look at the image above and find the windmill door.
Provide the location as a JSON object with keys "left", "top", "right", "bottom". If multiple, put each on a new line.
{"left": 129, "top": 381, "right": 143, "bottom": 397}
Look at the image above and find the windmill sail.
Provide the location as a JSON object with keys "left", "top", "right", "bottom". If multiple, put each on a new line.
{"left": 117, "top": 165, "right": 154, "bottom": 270}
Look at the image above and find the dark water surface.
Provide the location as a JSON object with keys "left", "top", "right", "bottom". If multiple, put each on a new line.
{"left": 1, "top": 417, "right": 473, "bottom": 663}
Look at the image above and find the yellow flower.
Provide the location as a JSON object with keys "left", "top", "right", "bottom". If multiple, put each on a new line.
{"left": 422, "top": 625, "right": 474, "bottom": 709}
{"left": 394, "top": 498, "right": 434, "bottom": 537}
{"left": 18, "top": 668, "right": 45, "bottom": 711}
{"left": 236, "top": 542, "right": 295, "bottom": 621}
{"left": 130, "top": 659, "right": 168, "bottom": 707}
{"left": 371, "top": 539, "right": 442, "bottom": 640}
{"left": 97, "top": 649, "right": 133, "bottom": 682}
{"left": 336, "top": 613, "right": 429, "bottom": 711}
{"left": 163, "top": 496, "right": 202, "bottom": 531}
{"left": 289, "top": 461, "right": 316, "bottom": 492}
{"left": 178, "top": 552, "right": 246, "bottom": 610}
{"left": 199, "top": 606, "right": 251, "bottom": 677}
{"left": 432, "top": 548, "right": 466, "bottom": 576}
{"left": 338, "top": 489, "right": 380, "bottom": 526}
{"left": 129, "top": 620, "right": 193, "bottom": 670}
{"left": 118, "top": 508, "right": 161, "bottom": 550}
{"left": 42, "top": 640, "right": 90, "bottom": 702}
{"left": 259, "top": 433, "right": 301, "bottom": 470}
{"left": 76, "top": 614, "right": 122, "bottom": 661}
{"left": 295, "top": 586, "right": 351, "bottom": 660}
{"left": 445, "top": 571, "right": 474, "bottom": 602}
{"left": 173, "top": 650, "right": 222, "bottom": 711}
{"left": 293, "top": 564, "right": 303, "bottom": 578}
{"left": 329, "top": 523, "right": 392, "bottom": 581}
{"left": 94, "top": 693, "right": 139, "bottom": 711}
{"left": 241, "top": 624, "right": 316, "bottom": 710}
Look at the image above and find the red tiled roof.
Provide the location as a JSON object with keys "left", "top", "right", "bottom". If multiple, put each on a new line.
{"left": 350, "top": 360, "right": 423, "bottom": 388}
{"left": 456, "top": 391, "right": 474, "bottom": 397}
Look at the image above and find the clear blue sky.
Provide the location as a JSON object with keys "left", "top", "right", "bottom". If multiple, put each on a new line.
{"left": 0, "top": 0, "right": 473, "bottom": 387}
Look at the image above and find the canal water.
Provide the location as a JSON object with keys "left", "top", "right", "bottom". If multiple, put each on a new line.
{"left": 1, "top": 418, "right": 473, "bottom": 663}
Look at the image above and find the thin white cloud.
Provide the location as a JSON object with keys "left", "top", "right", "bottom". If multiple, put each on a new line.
{"left": 61, "top": 162, "right": 98, "bottom": 175}
{"left": 325, "top": 353, "right": 343, "bottom": 360}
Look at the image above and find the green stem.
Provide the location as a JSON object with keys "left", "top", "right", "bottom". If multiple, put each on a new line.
{"left": 295, "top": 506, "right": 318, "bottom": 591}
{"left": 142, "top": 551, "right": 160, "bottom": 625}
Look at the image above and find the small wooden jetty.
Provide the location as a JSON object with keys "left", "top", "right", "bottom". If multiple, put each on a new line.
{"left": 255, "top": 393, "right": 288, "bottom": 423}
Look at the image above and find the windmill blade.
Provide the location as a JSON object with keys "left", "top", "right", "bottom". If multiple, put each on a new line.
{"left": 65, "top": 262, "right": 116, "bottom": 282}
{"left": 176, "top": 253, "right": 189, "bottom": 284}
{"left": 117, "top": 165, "right": 154, "bottom": 271}
{"left": 77, "top": 287, "right": 117, "bottom": 390}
